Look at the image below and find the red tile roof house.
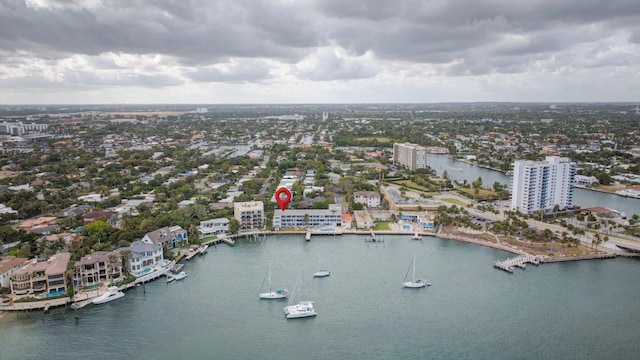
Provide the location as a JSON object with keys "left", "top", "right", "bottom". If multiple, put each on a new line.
{"left": 83, "top": 210, "right": 119, "bottom": 224}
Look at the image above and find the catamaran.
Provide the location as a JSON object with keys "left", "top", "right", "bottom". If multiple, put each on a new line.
{"left": 284, "top": 273, "right": 316, "bottom": 319}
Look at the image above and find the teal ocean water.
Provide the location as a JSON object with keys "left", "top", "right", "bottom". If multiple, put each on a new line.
{"left": 2, "top": 234, "right": 640, "bottom": 360}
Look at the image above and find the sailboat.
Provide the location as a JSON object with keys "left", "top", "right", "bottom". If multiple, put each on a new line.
{"left": 259, "top": 264, "right": 288, "bottom": 299}
{"left": 403, "top": 255, "right": 430, "bottom": 288}
{"left": 283, "top": 273, "right": 317, "bottom": 319}
{"left": 313, "top": 259, "right": 330, "bottom": 277}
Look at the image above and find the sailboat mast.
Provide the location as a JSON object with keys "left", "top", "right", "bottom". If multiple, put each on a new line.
{"left": 412, "top": 255, "right": 416, "bottom": 281}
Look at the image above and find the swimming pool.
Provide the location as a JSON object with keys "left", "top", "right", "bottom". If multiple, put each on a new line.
{"left": 402, "top": 224, "right": 411, "bottom": 230}
{"left": 82, "top": 283, "right": 100, "bottom": 291}
{"left": 44, "top": 289, "right": 66, "bottom": 298}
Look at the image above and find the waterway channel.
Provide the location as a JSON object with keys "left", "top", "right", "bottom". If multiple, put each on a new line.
{"left": 2, "top": 235, "right": 640, "bottom": 360}
{"left": 427, "top": 154, "right": 640, "bottom": 217}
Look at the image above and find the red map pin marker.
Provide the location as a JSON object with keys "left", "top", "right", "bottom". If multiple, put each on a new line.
{"left": 275, "top": 187, "right": 292, "bottom": 211}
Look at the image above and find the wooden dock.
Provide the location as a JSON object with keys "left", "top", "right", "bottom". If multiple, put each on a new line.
{"left": 365, "top": 231, "right": 384, "bottom": 242}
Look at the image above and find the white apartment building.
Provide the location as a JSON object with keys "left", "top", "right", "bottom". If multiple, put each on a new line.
{"left": 273, "top": 204, "right": 342, "bottom": 230}
{"left": 353, "top": 191, "right": 381, "bottom": 208}
{"left": 511, "top": 156, "right": 576, "bottom": 214}
{"left": 393, "top": 142, "right": 427, "bottom": 171}
{"left": 234, "top": 201, "right": 264, "bottom": 231}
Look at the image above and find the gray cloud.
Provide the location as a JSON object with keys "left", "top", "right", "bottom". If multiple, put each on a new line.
{"left": 1, "top": 0, "right": 639, "bottom": 101}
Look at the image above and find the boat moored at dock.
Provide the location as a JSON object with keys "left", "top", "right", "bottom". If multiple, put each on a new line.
{"left": 91, "top": 287, "right": 125, "bottom": 305}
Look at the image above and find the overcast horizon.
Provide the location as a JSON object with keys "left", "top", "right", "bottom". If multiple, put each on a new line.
{"left": 2, "top": 0, "right": 640, "bottom": 105}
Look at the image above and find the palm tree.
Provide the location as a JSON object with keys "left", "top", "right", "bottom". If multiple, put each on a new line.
{"left": 107, "top": 253, "right": 119, "bottom": 284}
{"left": 119, "top": 249, "right": 132, "bottom": 275}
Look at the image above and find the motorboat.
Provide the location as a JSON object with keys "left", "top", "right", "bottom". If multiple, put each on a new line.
{"left": 91, "top": 286, "right": 125, "bottom": 304}
{"left": 313, "top": 269, "right": 330, "bottom": 277}
{"left": 259, "top": 264, "right": 288, "bottom": 299}
{"left": 174, "top": 271, "right": 188, "bottom": 281}
{"left": 198, "top": 243, "right": 209, "bottom": 255}
{"left": 411, "top": 233, "right": 422, "bottom": 240}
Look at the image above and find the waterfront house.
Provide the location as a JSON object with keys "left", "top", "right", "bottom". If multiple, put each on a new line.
{"left": 125, "top": 239, "right": 163, "bottom": 277}
{"left": 354, "top": 211, "right": 374, "bottom": 229}
{"left": 198, "top": 218, "right": 229, "bottom": 238}
{"left": 10, "top": 252, "right": 70, "bottom": 297}
{"left": 142, "top": 225, "right": 188, "bottom": 249}
{"left": 399, "top": 211, "right": 435, "bottom": 230}
{"left": 341, "top": 213, "right": 353, "bottom": 230}
{"left": 74, "top": 251, "right": 123, "bottom": 290}
{"left": 0, "top": 256, "right": 28, "bottom": 288}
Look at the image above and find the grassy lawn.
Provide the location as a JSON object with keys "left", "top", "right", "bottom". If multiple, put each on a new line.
{"left": 355, "top": 136, "right": 392, "bottom": 142}
{"left": 457, "top": 187, "right": 499, "bottom": 201}
{"left": 441, "top": 198, "right": 465, "bottom": 205}
{"left": 373, "top": 221, "right": 391, "bottom": 231}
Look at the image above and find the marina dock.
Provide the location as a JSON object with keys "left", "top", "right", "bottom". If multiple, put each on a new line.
{"left": 493, "top": 255, "right": 546, "bottom": 273}
{"left": 365, "top": 231, "right": 383, "bottom": 242}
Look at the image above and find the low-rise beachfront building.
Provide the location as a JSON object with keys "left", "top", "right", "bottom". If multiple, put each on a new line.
{"left": 574, "top": 175, "right": 599, "bottom": 187}
{"left": 10, "top": 252, "right": 70, "bottom": 297}
{"left": 142, "top": 225, "right": 188, "bottom": 249}
{"left": 126, "top": 239, "right": 163, "bottom": 277}
{"left": 0, "top": 256, "right": 28, "bottom": 288}
{"left": 198, "top": 218, "right": 229, "bottom": 238}
{"left": 399, "top": 211, "right": 435, "bottom": 230}
{"left": 354, "top": 211, "right": 374, "bottom": 229}
{"left": 341, "top": 213, "right": 353, "bottom": 230}
{"left": 354, "top": 191, "right": 381, "bottom": 208}
{"left": 272, "top": 204, "right": 342, "bottom": 230}
{"left": 74, "top": 251, "right": 123, "bottom": 290}
{"left": 234, "top": 201, "right": 264, "bottom": 231}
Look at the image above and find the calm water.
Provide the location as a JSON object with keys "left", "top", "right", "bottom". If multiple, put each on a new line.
{"left": 2, "top": 234, "right": 640, "bottom": 360}
{"left": 427, "top": 154, "right": 640, "bottom": 216}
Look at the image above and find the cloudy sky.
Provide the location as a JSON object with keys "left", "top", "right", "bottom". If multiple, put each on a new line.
{"left": 1, "top": 0, "right": 640, "bottom": 104}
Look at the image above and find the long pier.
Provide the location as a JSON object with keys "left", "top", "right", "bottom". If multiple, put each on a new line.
{"left": 493, "top": 255, "right": 546, "bottom": 273}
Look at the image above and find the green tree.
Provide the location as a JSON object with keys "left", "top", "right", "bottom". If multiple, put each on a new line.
{"left": 229, "top": 218, "right": 241, "bottom": 234}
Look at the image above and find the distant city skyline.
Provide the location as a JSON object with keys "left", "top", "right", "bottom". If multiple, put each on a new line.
{"left": 1, "top": 0, "right": 640, "bottom": 104}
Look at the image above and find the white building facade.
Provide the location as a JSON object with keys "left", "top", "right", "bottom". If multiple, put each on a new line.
{"left": 393, "top": 142, "right": 427, "bottom": 171}
{"left": 126, "top": 239, "right": 163, "bottom": 277}
{"left": 198, "top": 218, "right": 230, "bottom": 238}
{"left": 511, "top": 156, "right": 576, "bottom": 214}
{"left": 353, "top": 191, "right": 381, "bottom": 208}
{"left": 273, "top": 205, "right": 342, "bottom": 230}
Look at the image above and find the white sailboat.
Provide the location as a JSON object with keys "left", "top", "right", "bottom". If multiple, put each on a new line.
{"left": 259, "top": 264, "right": 288, "bottom": 299}
{"left": 313, "top": 259, "right": 330, "bottom": 277}
{"left": 403, "top": 255, "right": 430, "bottom": 288}
{"left": 283, "top": 273, "right": 316, "bottom": 319}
